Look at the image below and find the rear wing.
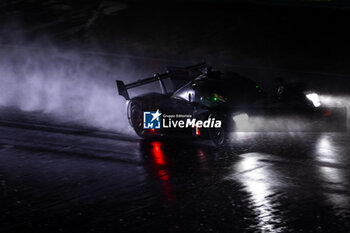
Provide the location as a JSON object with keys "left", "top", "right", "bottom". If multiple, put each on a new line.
{"left": 116, "top": 63, "right": 207, "bottom": 100}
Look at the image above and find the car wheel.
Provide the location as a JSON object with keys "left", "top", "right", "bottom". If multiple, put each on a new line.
{"left": 209, "top": 127, "right": 229, "bottom": 146}
{"left": 208, "top": 113, "right": 230, "bottom": 146}
{"left": 130, "top": 103, "right": 145, "bottom": 137}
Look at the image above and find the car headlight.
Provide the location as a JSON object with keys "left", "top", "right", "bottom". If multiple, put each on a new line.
{"left": 305, "top": 92, "right": 321, "bottom": 107}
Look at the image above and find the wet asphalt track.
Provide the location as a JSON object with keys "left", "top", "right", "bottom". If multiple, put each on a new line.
{"left": 0, "top": 108, "right": 350, "bottom": 233}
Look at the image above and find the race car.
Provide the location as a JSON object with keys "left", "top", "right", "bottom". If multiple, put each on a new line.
{"left": 116, "top": 63, "right": 345, "bottom": 145}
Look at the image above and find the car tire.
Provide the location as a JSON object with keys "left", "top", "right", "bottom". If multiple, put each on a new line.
{"left": 208, "top": 113, "right": 231, "bottom": 146}
{"left": 209, "top": 127, "right": 230, "bottom": 146}
{"left": 130, "top": 103, "right": 146, "bottom": 137}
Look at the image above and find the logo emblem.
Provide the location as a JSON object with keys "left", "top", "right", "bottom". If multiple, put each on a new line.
{"left": 143, "top": 110, "right": 162, "bottom": 129}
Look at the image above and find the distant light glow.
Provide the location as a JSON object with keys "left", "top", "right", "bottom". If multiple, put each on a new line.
{"left": 233, "top": 113, "right": 251, "bottom": 131}
{"left": 306, "top": 92, "right": 321, "bottom": 107}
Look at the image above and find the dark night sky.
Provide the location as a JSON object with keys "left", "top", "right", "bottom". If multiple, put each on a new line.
{"left": 1, "top": 0, "right": 350, "bottom": 86}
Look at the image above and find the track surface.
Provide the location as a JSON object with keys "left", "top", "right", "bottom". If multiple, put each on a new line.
{"left": 0, "top": 108, "right": 350, "bottom": 233}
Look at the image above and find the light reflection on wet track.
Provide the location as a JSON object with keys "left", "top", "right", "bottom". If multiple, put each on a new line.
{"left": 0, "top": 111, "right": 350, "bottom": 232}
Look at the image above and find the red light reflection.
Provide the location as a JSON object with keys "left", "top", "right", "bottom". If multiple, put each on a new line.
{"left": 151, "top": 141, "right": 166, "bottom": 166}
{"left": 158, "top": 169, "right": 169, "bottom": 181}
{"left": 150, "top": 141, "right": 174, "bottom": 200}
{"left": 197, "top": 149, "right": 209, "bottom": 172}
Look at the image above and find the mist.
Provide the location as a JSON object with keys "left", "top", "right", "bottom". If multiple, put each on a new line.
{"left": 1, "top": 30, "right": 349, "bottom": 137}
{"left": 320, "top": 95, "right": 350, "bottom": 130}
{"left": 0, "top": 43, "right": 146, "bottom": 134}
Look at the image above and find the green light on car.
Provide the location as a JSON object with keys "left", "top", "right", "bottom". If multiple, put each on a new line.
{"left": 213, "top": 97, "right": 218, "bottom": 101}
{"left": 256, "top": 85, "right": 259, "bottom": 89}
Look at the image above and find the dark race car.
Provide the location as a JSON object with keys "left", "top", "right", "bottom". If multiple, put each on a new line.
{"left": 116, "top": 63, "right": 346, "bottom": 146}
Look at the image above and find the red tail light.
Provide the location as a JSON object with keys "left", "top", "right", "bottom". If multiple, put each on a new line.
{"left": 324, "top": 110, "right": 332, "bottom": 116}
{"left": 194, "top": 126, "right": 200, "bottom": 136}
